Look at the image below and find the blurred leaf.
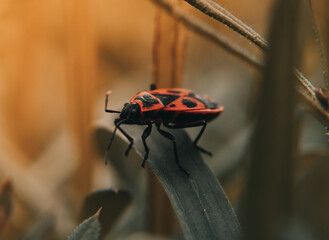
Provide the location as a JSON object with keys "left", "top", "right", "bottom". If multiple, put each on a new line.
{"left": 81, "top": 189, "right": 132, "bottom": 238}
{"left": 241, "top": 0, "right": 301, "bottom": 239}
{"left": 67, "top": 209, "right": 101, "bottom": 240}
{"left": 95, "top": 120, "right": 241, "bottom": 240}
{"left": 0, "top": 179, "right": 13, "bottom": 230}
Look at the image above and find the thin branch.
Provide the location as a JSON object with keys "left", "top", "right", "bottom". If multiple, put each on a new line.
{"left": 152, "top": 7, "right": 161, "bottom": 86}
{"left": 209, "top": 0, "right": 265, "bottom": 45}
{"left": 184, "top": 0, "right": 268, "bottom": 50}
{"left": 171, "top": 5, "right": 188, "bottom": 88}
{"left": 295, "top": 68, "right": 316, "bottom": 97}
{"left": 149, "top": 0, "right": 263, "bottom": 69}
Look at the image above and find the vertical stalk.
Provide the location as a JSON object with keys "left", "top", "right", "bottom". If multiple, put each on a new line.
{"left": 65, "top": 0, "right": 98, "bottom": 210}
{"left": 242, "top": 0, "right": 301, "bottom": 239}
{"left": 151, "top": 4, "right": 188, "bottom": 89}
{"left": 149, "top": 2, "right": 188, "bottom": 237}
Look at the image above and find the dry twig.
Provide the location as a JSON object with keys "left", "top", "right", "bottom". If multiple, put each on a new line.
{"left": 184, "top": 0, "right": 268, "bottom": 50}
{"left": 149, "top": 0, "right": 263, "bottom": 69}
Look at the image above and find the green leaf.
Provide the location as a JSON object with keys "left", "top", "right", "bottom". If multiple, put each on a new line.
{"left": 67, "top": 209, "right": 101, "bottom": 240}
{"left": 95, "top": 118, "right": 241, "bottom": 240}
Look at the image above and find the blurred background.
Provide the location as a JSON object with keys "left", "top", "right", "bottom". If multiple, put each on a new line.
{"left": 0, "top": 0, "right": 328, "bottom": 239}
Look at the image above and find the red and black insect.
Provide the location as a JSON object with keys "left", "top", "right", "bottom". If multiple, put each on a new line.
{"left": 105, "top": 84, "right": 224, "bottom": 175}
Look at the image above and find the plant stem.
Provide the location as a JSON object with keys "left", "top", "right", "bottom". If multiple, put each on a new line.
{"left": 184, "top": 0, "right": 268, "bottom": 50}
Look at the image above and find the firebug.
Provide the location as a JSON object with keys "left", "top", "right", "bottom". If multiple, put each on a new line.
{"left": 105, "top": 84, "right": 224, "bottom": 176}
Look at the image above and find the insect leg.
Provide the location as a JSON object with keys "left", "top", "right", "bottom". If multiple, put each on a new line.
{"left": 156, "top": 123, "right": 189, "bottom": 176}
{"left": 116, "top": 125, "right": 134, "bottom": 156}
{"left": 164, "top": 121, "right": 212, "bottom": 156}
{"left": 105, "top": 118, "right": 126, "bottom": 164}
{"left": 141, "top": 123, "right": 153, "bottom": 168}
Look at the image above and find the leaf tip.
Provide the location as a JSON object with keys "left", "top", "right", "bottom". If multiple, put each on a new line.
{"left": 95, "top": 207, "right": 102, "bottom": 216}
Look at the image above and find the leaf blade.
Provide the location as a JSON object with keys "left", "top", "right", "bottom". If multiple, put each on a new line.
{"left": 67, "top": 209, "right": 101, "bottom": 240}
{"left": 95, "top": 119, "right": 241, "bottom": 240}
{"left": 80, "top": 189, "right": 132, "bottom": 237}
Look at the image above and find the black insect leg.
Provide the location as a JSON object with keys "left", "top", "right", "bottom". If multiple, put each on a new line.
{"left": 156, "top": 123, "right": 189, "bottom": 176}
{"left": 164, "top": 120, "right": 212, "bottom": 156}
{"left": 141, "top": 123, "right": 153, "bottom": 168}
{"left": 105, "top": 118, "right": 126, "bottom": 164}
{"left": 116, "top": 125, "right": 134, "bottom": 156}
{"left": 191, "top": 121, "right": 212, "bottom": 156}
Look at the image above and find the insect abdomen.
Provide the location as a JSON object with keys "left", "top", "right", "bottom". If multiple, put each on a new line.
{"left": 161, "top": 109, "right": 222, "bottom": 124}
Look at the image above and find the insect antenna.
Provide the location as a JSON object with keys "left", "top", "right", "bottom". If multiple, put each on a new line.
{"left": 106, "top": 109, "right": 121, "bottom": 113}
{"left": 105, "top": 90, "right": 121, "bottom": 113}
{"left": 105, "top": 118, "right": 126, "bottom": 164}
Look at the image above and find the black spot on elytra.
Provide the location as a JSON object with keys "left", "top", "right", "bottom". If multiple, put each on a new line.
{"left": 135, "top": 94, "right": 159, "bottom": 107}
{"left": 168, "top": 90, "right": 181, "bottom": 94}
{"left": 170, "top": 104, "right": 176, "bottom": 107}
{"left": 182, "top": 99, "right": 197, "bottom": 108}
{"left": 186, "top": 92, "right": 218, "bottom": 109}
{"left": 152, "top": 94, "right": 180, "bottom": 106}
